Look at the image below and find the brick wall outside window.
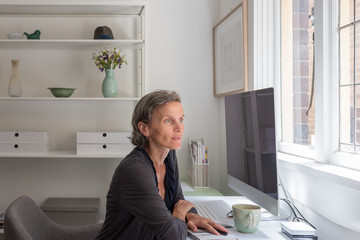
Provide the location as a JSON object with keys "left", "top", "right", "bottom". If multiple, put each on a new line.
{"left": 292, "top": 0, "right": 315, "bottom": 145}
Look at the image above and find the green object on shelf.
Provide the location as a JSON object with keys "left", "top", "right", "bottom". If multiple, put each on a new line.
{"left": 24, "top": 30, "right": 41, "bottom": 39}
{"left": 48, "top": 88, "right": 76, "bottom": 98}
{"left": 102, "top": 69, "right": 118, "bottom": 97}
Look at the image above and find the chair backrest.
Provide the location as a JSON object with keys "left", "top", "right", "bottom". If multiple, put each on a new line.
{"left": 4, "top": 195, "right": 103, "bottom": 240}
{"left": 4, "top": 195, "right": 55, "bottom": 240}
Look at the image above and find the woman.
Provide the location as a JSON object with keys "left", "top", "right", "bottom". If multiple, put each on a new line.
{"left": 96, "top": 90, "right": 228, "bottom": 240}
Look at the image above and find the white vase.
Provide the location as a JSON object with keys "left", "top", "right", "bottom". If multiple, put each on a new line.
{"left": 8, "top": 60, "right": 22, "bottom": 97}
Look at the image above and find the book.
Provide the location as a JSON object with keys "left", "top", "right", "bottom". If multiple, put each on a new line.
{"left": 187, "top": 229, "right": 238, "bottom": 240}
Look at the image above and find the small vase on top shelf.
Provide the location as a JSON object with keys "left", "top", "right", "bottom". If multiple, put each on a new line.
{"left": 93, "top": 48, "right": 127, "bottom": 98}
{"left": 8, "top": 60, "right": 22, "bottom": 97}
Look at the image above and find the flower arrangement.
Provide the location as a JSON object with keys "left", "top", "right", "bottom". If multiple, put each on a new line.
{"left": 93, "top": 48, "right": 127, "bottom": 72}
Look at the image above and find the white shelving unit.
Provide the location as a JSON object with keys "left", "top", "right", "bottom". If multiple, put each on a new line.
{"left": 0, "top": 0, "right": 148, "bottom": 158}
{"left": 0, "top": 97, "right": 141, "bottom": 101}
{"left": 0, "top": 150, "right": 128, "bottom": 159}
{"left": 0, "top": 39, "right": 144, "bottom": 47}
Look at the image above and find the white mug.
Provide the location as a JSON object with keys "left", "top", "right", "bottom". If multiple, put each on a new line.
{"left": 232, "top": 204, "right": 261, "bottom": 233}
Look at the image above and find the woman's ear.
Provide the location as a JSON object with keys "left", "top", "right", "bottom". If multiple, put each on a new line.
{"left": 138, "top": 121, "right": 149, "bottom": 137}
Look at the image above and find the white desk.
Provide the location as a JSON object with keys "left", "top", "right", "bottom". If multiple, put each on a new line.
{"left": 185, "top": 196, "right": 288, "bottom": 240}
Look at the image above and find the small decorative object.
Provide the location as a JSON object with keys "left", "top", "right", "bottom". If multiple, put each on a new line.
{"left": 24, "top": 30, "right": 41, "bottom": 39}
{"left": 93, "top": 26, "right": 114, "bottom": 39}
{"left": 7, "top": 33, "right": 23, "bottom": 40}
{"left": 8, "top": 60, "right": 22, "bottom": 97}
{"left": 93, "top": 48, "right": 127, "bottom": 98}
{"left": 48, "top": 88, "right": 76, "bottom": 98}
{"left": 101, "top": 69, "right": 118, "bottom": 97}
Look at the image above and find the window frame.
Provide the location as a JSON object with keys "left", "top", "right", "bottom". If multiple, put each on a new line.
{"left": 279, "top": 0, "right": 360, "bottom": 171}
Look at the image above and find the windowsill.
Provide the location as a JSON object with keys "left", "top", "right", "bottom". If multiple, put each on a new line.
{"left": 277, "top": 152, "right": 360, "bottom": 190}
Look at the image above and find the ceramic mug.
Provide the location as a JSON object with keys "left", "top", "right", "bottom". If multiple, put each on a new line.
{"left": 232, "top": 204, "right": 261, "bottom": 233}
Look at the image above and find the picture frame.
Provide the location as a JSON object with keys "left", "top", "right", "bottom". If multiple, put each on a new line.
{"left": 213, "top": 0, "right": 248, "bottom": 97}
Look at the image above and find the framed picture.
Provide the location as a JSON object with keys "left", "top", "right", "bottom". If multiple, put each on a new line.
{"left": 213, "top": 1, "right": 248, "bottom": 97}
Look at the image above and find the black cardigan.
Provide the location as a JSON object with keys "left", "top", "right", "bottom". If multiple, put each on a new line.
{"left": 95, "top": 147, "right": 190, "bottom": 240}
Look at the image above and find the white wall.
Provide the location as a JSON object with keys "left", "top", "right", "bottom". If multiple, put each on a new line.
{"left": 148, "top": 0, "right": 221, "bottom": 188}
{"left": 278, "top": 155, "right": 360, "bottom": 240}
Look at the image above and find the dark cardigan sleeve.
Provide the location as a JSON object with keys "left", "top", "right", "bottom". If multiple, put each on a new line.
{"left": 113, "top": 151, "right": 188, "bottom": 240}
{"left": 170, "top": 150, "right": 198, "bottom": 217}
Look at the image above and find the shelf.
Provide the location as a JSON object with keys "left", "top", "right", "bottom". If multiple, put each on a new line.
{"left": 0, "top": 1, "right": 146, "bottom": 15}
{"left": 0, "top": 39, "right": 144, "bottom": 48}
{"left": 0, "top": 97, "right": 141, "bottom": 101}
{"left": 0, "top": 150, "right": 127, "bottom": 158}
{"left": 0, "top": 0, "right": 147, "bottom": 161}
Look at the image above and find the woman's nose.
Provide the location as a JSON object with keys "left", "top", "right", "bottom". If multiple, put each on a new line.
{"left": 175, "top": 121, "right": 184, "bottom": 133}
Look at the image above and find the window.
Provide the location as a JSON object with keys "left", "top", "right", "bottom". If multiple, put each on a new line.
{"left": 280, "top": 0, "right": 316, "bottom": 156}
{"left": 339, "top": 0, "right": 360, "bottom": 154}
{"left": 280, "top": 0, "right": 360, "bottom": 170}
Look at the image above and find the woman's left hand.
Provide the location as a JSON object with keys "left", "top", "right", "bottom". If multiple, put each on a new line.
{"left": 186, "top": 213, "right": 229, "bottom": 235}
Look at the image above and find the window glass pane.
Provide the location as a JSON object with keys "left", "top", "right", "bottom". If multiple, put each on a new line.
{"left": 340, "top": 26, "right": 354, "bottom": 85}
{"left": 340, "top": 0, "right": 355, "bottom": 26}
{"left": 340, "top": 86, "right": 355, "bottom": 152}
{"left": 339, "top": 1, "right": 360, "bottom": 154}
{"left": 356, "top": 86, "right": 360, "bottom": 145}
{"left": 281, "top": 0, "right": 315, "bottom": 147}
{"left": 356, "top": 24, "right": 360, "bottom": 84}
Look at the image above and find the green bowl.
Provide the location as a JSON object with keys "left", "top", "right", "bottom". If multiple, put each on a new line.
{"left": 48, "top": 88, "right": 76, "bottom": 98}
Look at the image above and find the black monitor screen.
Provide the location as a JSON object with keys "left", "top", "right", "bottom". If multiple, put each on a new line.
{"left": 225, "top": 87, "right": 278, "bottom": 200}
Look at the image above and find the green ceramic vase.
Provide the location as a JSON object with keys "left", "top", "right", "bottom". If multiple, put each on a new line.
{"left": 102, "top": 69, "right": 118, "bottom": 97}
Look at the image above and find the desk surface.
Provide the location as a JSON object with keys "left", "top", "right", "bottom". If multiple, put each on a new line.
{"left": 181, "top": 182, "right": 223, "bottom": 196}
{"left": 185, "top": 196, "right": 288, "bottom": 240}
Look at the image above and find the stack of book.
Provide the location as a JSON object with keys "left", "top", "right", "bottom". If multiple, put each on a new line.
{"left": 188, "top": 138, "right": 209, "bottom": 188}
{"left": 281, "top": 222, "right": 318, "bottom": 240}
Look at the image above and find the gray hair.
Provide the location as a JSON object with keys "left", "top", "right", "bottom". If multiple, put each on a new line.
{"left": 131, "top": 90, "right": 181, "bottom": 148}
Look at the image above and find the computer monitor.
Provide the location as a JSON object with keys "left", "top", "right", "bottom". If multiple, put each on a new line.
{"left": 225, "top": 87, "right": 279, "bottom": 216}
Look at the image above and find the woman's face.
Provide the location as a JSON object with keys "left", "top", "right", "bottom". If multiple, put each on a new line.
{"left": 146, "top": 101, "right": 184, "bottom": 150}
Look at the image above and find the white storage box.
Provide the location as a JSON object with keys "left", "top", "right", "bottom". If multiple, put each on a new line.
{"left": 0, "top": 132, "right": 49, "bottom": 155}
{"left": 76, "top": 132, "right": 133, "bottom": 155}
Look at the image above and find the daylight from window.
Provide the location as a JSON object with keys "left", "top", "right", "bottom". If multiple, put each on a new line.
{"left": 281, "top": 0, "right": 315, "bottom": 147}
{"left": 339, "top": 0, "right": 360, "bottom": 154}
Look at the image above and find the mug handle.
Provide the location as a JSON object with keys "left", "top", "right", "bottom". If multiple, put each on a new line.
{"left": 247, "top": 212, "right": 255, "bottom": 229}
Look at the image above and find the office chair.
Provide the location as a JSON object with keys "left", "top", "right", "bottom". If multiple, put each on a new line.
{"left": 4, "top": 195, "right": 102, "bottom": 240}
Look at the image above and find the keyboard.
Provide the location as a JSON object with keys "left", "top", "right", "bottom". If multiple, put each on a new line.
{"left": 193, "top": 200, "right": 234, "bottom": 228}
{"left": 194, "top": 202, "right": 220, "bottom": 220}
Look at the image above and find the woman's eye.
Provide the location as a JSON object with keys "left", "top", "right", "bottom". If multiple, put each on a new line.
{"left": 165, "top": 119, "right": 172, "bottom": 123}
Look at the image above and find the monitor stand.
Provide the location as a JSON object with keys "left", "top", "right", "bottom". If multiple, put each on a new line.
{"left": 260, "top": 200, "right": 292, "bottom": 222}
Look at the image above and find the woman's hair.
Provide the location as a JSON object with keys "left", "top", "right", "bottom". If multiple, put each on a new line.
{"left": 131, "top": 89, "right": 181, "bottom": 148}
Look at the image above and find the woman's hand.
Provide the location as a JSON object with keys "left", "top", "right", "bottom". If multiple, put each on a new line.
{"left": 186, "top": 212, "right": 229, "bottom": 236}
{"left": 172, "top": 200, "right": 195, "bottom": 221}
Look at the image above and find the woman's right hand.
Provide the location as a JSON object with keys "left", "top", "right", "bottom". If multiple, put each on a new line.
{"left": 172, "top": 200, "right": 195, "bottom": 221}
